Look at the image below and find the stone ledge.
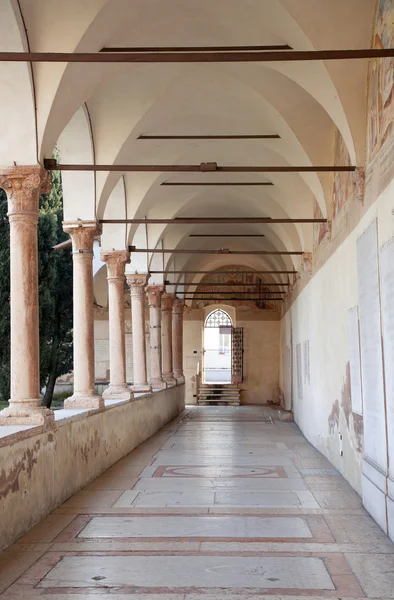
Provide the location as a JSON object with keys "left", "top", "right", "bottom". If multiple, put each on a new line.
{"left": 0, "top": 385, "right": 185, "bottom": 551}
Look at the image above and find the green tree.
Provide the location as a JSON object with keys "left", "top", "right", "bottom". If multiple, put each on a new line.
{"left": 39, "top": 164, "right": 73, "bottom": 407}
{"left": 0, "top": 161, "right": 73, "bottom": 407}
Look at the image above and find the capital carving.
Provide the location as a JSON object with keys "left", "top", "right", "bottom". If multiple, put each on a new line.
{"left": 63, "top": 221, "right": 102, "bottom": 253}
{"left": 127, "top": 273, "right": 149, "bottom": 296}
{"left": 173, "top": 297, "right": 185, "bottom": 315}
{"left": 0, "top": 166, "right": 51, "bottom": 218}
{"left": 147, "top": 285, "right": 164, "bottom": 308}
{"left": 101, "top": 250, "right": 130, "bottom": 279}
{"left": 161, "top": 292, "right": 175, "bottom": 312}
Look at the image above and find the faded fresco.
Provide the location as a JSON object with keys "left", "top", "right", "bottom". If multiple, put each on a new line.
{"left": 368, "top": 0, "right": 394, "bottom": 160}
{"left": 313, "top": 200, "right": 328, "bottom": 248}
{"left": 332, "top": 128, "right": 355, "bottom": 218}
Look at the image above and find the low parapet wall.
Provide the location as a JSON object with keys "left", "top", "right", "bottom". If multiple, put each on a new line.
{"left": 0, "top": 385, "right": 185, "bottom": 551}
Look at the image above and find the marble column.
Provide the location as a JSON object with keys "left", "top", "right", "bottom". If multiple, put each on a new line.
{"left": 101, "top": 250, "right": 132, "bottom": 400}
{"left": 63, "top": 221, "right": 103, "bottom": 409}
{"left": 172, "top": 298, "right": 185, "bottom": 384}
{"left": 147, "top": 286, "right": 167, "bottom": 389}
{"left": 161, "top": 293, "right": 177, "bottom": 386}
{"left": 126, "top": 274, "right": 151, "bottom": 393}
{"left": 0, "top": 166, "right": 54, "bottom": 425}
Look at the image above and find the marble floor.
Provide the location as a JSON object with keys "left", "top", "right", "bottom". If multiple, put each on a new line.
{"left": 1, "top": 406, "right": 394, "bottom": 599}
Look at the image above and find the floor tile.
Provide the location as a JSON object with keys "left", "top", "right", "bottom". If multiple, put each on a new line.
{"left": 78, "top": 515, "right": 313, "bottom": 539}
{"left": 38, "top": 555, "right": 335, "bottom": 590}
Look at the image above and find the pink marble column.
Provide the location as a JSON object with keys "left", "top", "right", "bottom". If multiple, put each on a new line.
{"left": 126, "top": 274, "right": 151, "bottom": 393}
{"left": 161, "top": 293, "right": 177, "bottom": 386}
{"left": 172, "top": 297, "right": 185, "bottom": 384}
{"left": 63, "top": 221, "right": 103, "bottom": 409}
{"left": 101, "top": 250, "right": 132, "bottom": 400}
{"left": 147, "top": 285, "right": 167, "bottom": 389}
{"left": 0, "top": 167, "right": 54, "bottom": 425}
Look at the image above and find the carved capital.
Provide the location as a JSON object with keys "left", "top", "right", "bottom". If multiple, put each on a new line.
{"left": 101, "top": 250, "right": 130, "bottom": 279}
{"left": 161, "top": 292, "right": 175, "bottom": 312}
{"left": 173, "top": 297, "right": 185, "bottom": 315}
{"left": 127, "top": 273, "right": 149, "bottom": 297}
{"left": 146, "top": 285, "right": 164, "bottom": 308}
{"left": 63, "top": 221, "right": 102, "bottom": 253}
{"left": 0, "top": 166, "right": 50, "bottom": 219}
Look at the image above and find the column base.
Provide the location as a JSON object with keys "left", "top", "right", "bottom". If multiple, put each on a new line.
{"left": 149, "top": 379, "right": 168, "bottom": 390}
{"left": 131, "top": 384, "right": 152, "bottom": 393}
{"left": 0, "top": 402, "right": 55, "bottom": 427}
{"left": 103, "top": 385, "right": 133, "bottom": 400}
{"left": 64, "top": 394, "right": 104, "bottom": 409}
{"left": 174, "top": 374, "right": 185, "bottom": 385}
{"left": 163, "top": 374, "right": 177, "bottom": 386}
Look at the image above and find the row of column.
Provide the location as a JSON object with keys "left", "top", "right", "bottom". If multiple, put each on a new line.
{"left": 0, "top": 167, "right": 184, "bottom": 426}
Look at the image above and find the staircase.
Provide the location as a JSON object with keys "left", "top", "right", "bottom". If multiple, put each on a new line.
{"left": 197, "top": 384, "right": 241, "bottom": 406}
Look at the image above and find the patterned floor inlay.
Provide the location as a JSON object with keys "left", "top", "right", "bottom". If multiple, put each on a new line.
{"left": 0, "top": 405, "right": 392, "bottom": 598}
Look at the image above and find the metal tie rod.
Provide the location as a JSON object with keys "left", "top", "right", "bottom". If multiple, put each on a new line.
{"left": 101, "top": 217, "right": 327, "bottom": 224}
{"left": 1, "top": 48, "right": 394, "bottom": 63}
{"left": 133, "top": 248, "right": 303, "bottom": 255}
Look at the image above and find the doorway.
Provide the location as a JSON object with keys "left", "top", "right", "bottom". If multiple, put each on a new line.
{"left": 203, "top": 309, "right": 232, "bottom": 384}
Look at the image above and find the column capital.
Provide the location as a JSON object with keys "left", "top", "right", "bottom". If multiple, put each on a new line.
{"left": 161, "top": 292, "right": 176, "bottom": 312}
{"left": 101, "top": 249, "right": 130, "bottom": 279}
{"left": 173, "top": 297, "right": 185, "bottom": 315}
{"left": 127, "top": 273, "right": 149, "bottom": 294}
{"left": 0, "top": 166, "right": 50, "bottom": 218}
{"left": 147, "top": 285, "right": 164, "bottom": 308}
{"left": 63, "top": 221, "right": 102, "bottom": 253}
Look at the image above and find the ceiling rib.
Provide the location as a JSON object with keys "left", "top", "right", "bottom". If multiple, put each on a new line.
{"left": 2, "top": 49, "right": 394, "bottom": 63}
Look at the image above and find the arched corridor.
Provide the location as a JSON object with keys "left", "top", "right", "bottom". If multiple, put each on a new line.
{"left": 1, "top": 0, "right": 394, "bottom": 596}
{"left": 1, "top": 406, "right": 393, "bottom": 597}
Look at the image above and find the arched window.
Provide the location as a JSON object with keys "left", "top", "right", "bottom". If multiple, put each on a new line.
{"left": 204, "top": 309, "right": 232, "bottom": 328}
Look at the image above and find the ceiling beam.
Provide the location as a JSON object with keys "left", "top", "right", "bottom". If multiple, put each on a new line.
{"left": 161, "top": 182, "right": 274, "bottom": 186}
{"left": 177, "top": 290, "right": 287, "bottom": 295}
{"left": 184, "top": 297, "right": 284, "bottom": 301}
{"left": 151, "top": 270, "right": 296, "bottom": 274}
{"left": 133, "top": 248, "right": 303, "bottom": 255}
{"left": 189, "top": 234, "right": 266, "bottom": 237}
{"left": 2, "top": 48, "right": 394, "bottom": 63}
{"left": 44, "top": 160, "right": 355, "bottom": 173}
{"left": 138, "top": 134, "right": 281, "bottom": 140}
{"left": 101, "top": 45, "right": 293, "bottom": 53}
{"left": 101, "top": 218, "right": 326, "bottom": 224}
{"left": 168, "top": 282, "right": 290, "bottom": 286}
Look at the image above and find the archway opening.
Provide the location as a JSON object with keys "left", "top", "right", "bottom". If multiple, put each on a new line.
{"left": 203, "top": 309, "right": 232, "bottom": 384}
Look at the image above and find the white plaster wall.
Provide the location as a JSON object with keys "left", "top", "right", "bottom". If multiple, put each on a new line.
{"left": 283, "top": 178, "right": 394, "bottom": 496}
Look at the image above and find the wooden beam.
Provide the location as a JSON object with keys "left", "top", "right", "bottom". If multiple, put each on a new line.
{"left": 177, "top": 286, "right": 287, "bottom": 296}
{"left": 2, "top": 48, "right": 394, "bottom": 63}
{"left": 101, "top": 218, "right": 327, "bottom": 224}
{"left": 152, "top": 270, "right": 296, "bottom": 274}
{"left": 133, "top": 248, "right": 303, "bottom": 255}
{"left": 161, "top": 182, "right": 274, "bottom": 186}
{"left": 44, "top": 160, "right": 356, "bottom": 173}
{"left": 168, "top": 282, "right": 290, "bottom": 286}
{"left": 138, "top": 134, "right": 281, "bottom": 140}
{"left": 184, "top": 297, "right": 284, "bottom": 301}
{"left": 101, "top": 45, "right": 293, "bottom": 53}
{"left": 189, "top": 234, "right": 266, "bottom": 238}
